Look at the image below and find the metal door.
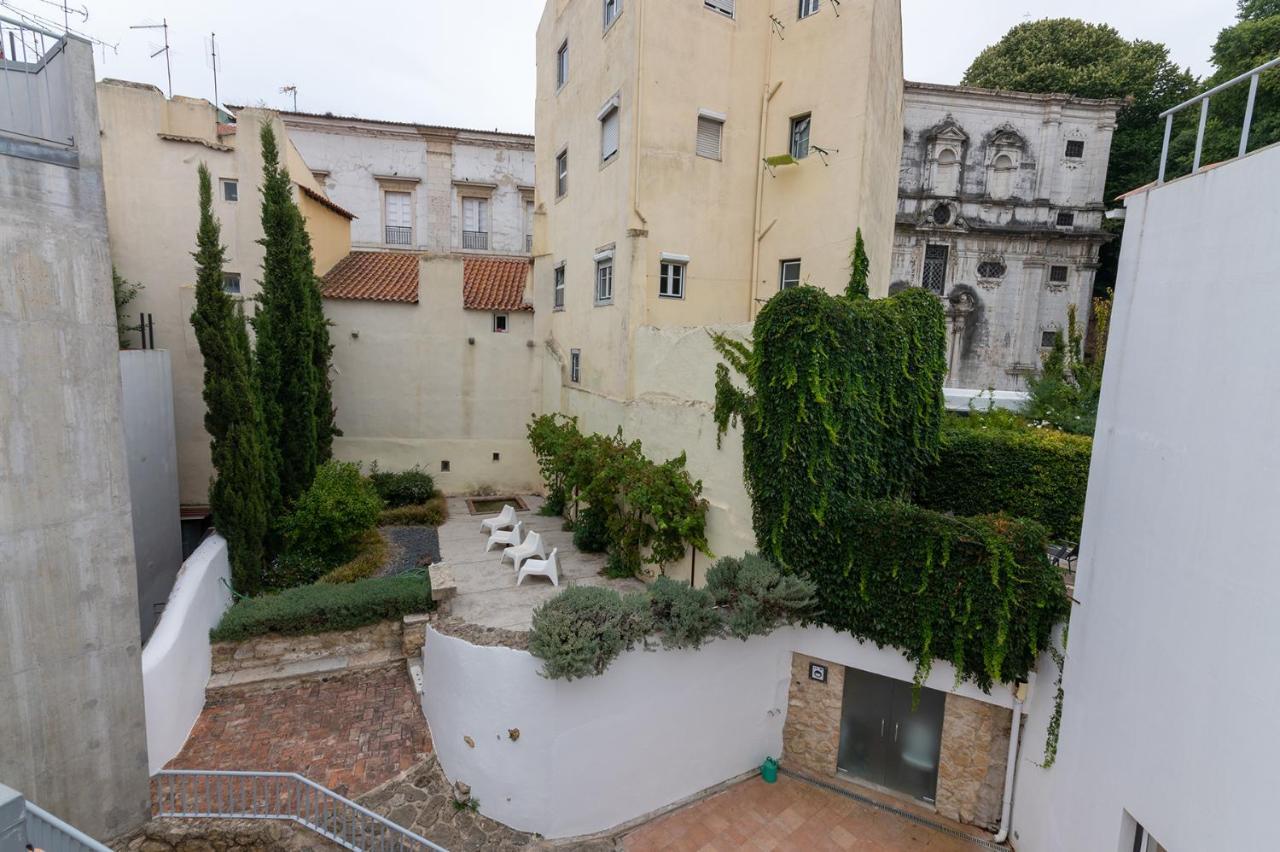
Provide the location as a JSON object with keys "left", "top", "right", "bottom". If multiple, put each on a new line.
{"left": 886, "top": 680, "right": 946, "bottom": 804}
{"left": 836, "top": 667, "right": 894, "bottom": 786}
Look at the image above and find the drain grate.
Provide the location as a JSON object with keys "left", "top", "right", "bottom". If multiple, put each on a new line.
{"left": 778, "top": 767, "right": 1007, "bottom": 850}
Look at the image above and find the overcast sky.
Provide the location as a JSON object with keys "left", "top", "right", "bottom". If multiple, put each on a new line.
{"left": 62, "top": 0, "right": 1238, "bottom": 134}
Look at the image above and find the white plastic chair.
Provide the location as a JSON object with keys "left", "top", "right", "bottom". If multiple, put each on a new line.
{"left": 480, "top": 504, "right": 517, "bottom": 534}
{"left": 503, "top": 529, "right": 548, "bottom": 573}
{"left": 486, "top": 520, "right": 524, "bottom": 552}
{"left": 517, "top": 548, "right": 560, "bottom": 587}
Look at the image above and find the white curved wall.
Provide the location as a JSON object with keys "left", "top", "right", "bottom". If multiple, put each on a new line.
{"left": 422, "top": 623, "right": 1021, "bottom": 839}
{"left": 141, "top": 534, "right": 232, "bottom": 773}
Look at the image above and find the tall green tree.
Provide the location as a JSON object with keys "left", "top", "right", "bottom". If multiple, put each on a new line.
{"left": 845, "top": 228, "right": 870, "bottom": 300}
{"left": 191, "top": 164, "right": 270, "bottom": 594}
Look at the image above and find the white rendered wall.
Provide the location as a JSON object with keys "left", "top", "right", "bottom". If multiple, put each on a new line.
{"left": 1025, "top": 143, "right": 1280, "bottom": 852}
{"left": 141, "top": 534, "right": 232, "bottom": 774}
{"left": 422, "top": 624, "right": 1022, "bottom": 839}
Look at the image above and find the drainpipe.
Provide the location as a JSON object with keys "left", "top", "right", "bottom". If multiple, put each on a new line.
{"left": 747, "top": 19, "right": 779, "bottom": 322}
{"left": 993, "top": 682, "right": 1027, "bottom": 845}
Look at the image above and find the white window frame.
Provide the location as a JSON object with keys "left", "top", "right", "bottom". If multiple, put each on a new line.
{"left": 222, "top": 272, "right": 241, "bottom": 295}
{"left": 594, "top": 250, "right": 614, "bottom": 305}
{"left": 659, "top": 254, "right": 688, "bottom": 299}
{"left": 556, "top": 39, "right": 569, "bottom": 90}
{"left": 798, "top": 0, "right": 820, "bottom": 19}
{"left": 696, "top": 109, "right": 725, "bottom": 161}
{"left": 704, "top": 0, "right": 735, "bottom": 18}
{"left": 383, "top": 189, "right": 414, "bottom": 246}
{"left": 779, "top": 259, "right": 802, "bottom": 290}
{"left": 570, "top": 349, "right": 581, "bottom": 383}
{"left": 556, "top": 148, "right": 569, "bottom": 198}
{"left": 493, "top": 313, "right": 509, "bottom": 333}
{"left": 553, "top": 262, "right": 566, "bottom": 310}
{"left": 220, "top": 178, "right": 238, "bottom": 202}
{"left": 603, "top": 0, "right": 621, "bottom": 31}
{"left": 462, "top": 196, "right": 490, "bottom": 249}
{"left": 790, "top": 114, "right": 811, "bottom": 160}
{"left": 524, "top": 198, "right": 535, "bottom": 253}
{"left": 599, "top": 95, "right": 621, "bottom": 163}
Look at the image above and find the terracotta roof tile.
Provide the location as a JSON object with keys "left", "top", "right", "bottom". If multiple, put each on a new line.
{"left": 463, "top": 256, "right": 533, "bottom": 312}
{"left": 322, "top": 252, "right": 419, "bottom": 303}
{"left": 297, "top": 183, "right": 357, "bottom": 220}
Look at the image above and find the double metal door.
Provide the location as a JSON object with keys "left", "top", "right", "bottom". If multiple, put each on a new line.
{"left": 836, "top": 667, "right": 946, "bottom": 804}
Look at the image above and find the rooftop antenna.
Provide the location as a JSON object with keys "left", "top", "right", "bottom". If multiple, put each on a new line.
{"left": 130, "top": 17, "right": 172, "bottom": 98}
{"left": 0, "top": 0, "right": 116, "bottom": 60}
{"left": 205, "top": 31, "right": 220, "bottom": 112}
{"left": 280, "top": 84, "right": 297, "bottom": 111}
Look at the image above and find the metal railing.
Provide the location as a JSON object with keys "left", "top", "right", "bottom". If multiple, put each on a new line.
{"left": 22, "top": 800, "right": 112, "bottom": 852}
{"left": 152, "top": 770, "right": 447, "bottom": 852}
{"left": 462, "top": 229, "right": 488, "bottom": 250}
{"left": 1158, "top": 55, "right": 1280, "bottom": 184}
{"left": 385, "top": 225, "right": 413, "bottom": 246}
{"left": 0, "top": 14, "right": 74, "bottom": 147}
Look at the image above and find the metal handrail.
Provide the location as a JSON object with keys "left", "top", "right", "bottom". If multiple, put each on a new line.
{"left": 152, "top": 770, "right": 447, "bottom": 852}
{"left": 1158, "top": 55, "right": 1280, "bottom": 184}
{"left": 23, "top": 800, "right": 113, "bottom": 852}
{"left": 0, "top": 12, "right": 61, "bottom": 39}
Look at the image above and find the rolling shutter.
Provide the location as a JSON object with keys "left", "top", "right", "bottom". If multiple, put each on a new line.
{"left": 696, "top": 116, "right": 723, "bottom": 160}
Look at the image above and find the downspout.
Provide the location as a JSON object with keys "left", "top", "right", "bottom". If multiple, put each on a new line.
{"left": 629, "top": 0, "right": 646, "bottom": 229}
{"left": 993, "top": 682, "right": 1027, "bottom": 845}
{"left": 747, "top": 21, "right": 779, "bottom": 322}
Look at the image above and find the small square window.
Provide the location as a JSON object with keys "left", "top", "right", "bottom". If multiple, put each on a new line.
{"left": 790, "top": 114, "right": 811, "bottom": 160}
{"left": 556, "top": 150, "right": 569, "bottom": 198}
{"left": 570, "top": 349, "right": 581, "bottom": 383}
{"left": 492, "top": 452, "right": 501, "bottom": 462}
{"left": 221, "top": 179, "right": 238, "bottom": 202}
{"left": 556, "top": 40, "right": 569, "bottom": 89}
{"left": 1065, "top": 139, "right": 1085, "bottom": 159}
{"left": 222, "top": 272, "right": 241, "bottom": 295}
{"left": 1056, "top": 211, "right": 1075, "bottom": 227}
{"left": 554, "top": 263, "right": 566, "bottom": 310}
{"left": 779, "top": 259, "right": 802, "bottom": 290}
{"left": 659, "top": 260, "right": 686, "bottom": 299}
{"left": 440, "top": 460, "right": 451, "bottom": 472}
{"left": 493, "top": 313, "right": 508, "bottom": 333}
{"left": 1049, "top": 265, "right": 1069, "bottom": 283}
{"left": 603, "top": 0, "right": 621, "bottom": 30}
{"left": 798, "top": 0, "right": 819, "bottom": 19}
{"left": 595, "top": 257, "right": 614, "bottom": 304}
{"left": 1041, "top": 330, "right": 1058, "bottom": 348}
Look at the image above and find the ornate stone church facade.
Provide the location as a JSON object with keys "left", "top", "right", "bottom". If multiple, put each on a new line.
{"left": 892, "top": 82, "right": 1121, "bottom": 391}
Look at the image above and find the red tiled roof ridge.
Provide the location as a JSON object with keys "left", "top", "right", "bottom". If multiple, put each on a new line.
{"left": 322, "top": 251, "right": 419, "bottom": 303}
{"left": 462, "top": 256, "right": 533, "bottom": 313}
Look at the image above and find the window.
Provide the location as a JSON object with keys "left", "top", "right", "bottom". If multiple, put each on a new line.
{"left": 384, "top": 190, "right": 412, "bottom": 245}
{"left": 221, "top": 179, "right": 238, "bottom": 202}
{"left": 603, "top": 0, "right": 621, "bottom": 30}
{"left": 1130, "top": 820, "right": 1168, "bottom": 852}
{"left": 977, "top": 260, "right": 1006, "bottom": 279}
{"left": 462, "top": 197, "right": 490, "bottom": 250}
{"left": 779, "top": 259, "right": 802, "bottom": 290}
{"left": 696, "top": 111, "right": 724, "bottom": 160}
{"left": 790, "top": 114, "right": 811, "bottom": 160}
{"left": 798, "top": 0, "right": 819, "bottom": 18}
{"left": 553, "top": 263, "right": 566, "bottom": 309}
{"left": 1041, "top": 330, "right": 1058, "bottom": 349}
{"left": 493, "top": 313, "right": 508, "bottom": 333}
{"left": 1056, "top": 211, "right": 1075, "bottom": 227}
{"left": 556, "top": 149, "right": 568, "bottom": 198}
{"left": 570, "top": 349, "right": 581, "bottom": 383}
{"left": 493, "top": 452, "right": 501, "bottom": 462}
{"left": 595, "top": 256, "right": 614, "bottom": 304}
{"left": 600, "top": 98, "right": 620, "bottom": 162}
{"left": 659, "top": 257, "right": 686, "bottom": 299}
{"left": 932, "top": 204, "right": 952, "bottom": 226}
{"left": 934, "top": 147, "right": 960, "bottom": 197}
{"left": 705, "top": 0, "right": 734, "bottom": 17}
{"left": 922, "top": 245, "right": 948, "bottom": 294}
{"left": 440, "top": 460, "right": 450, "bottom": 472}
{"left": 1049, "top": 265, "right": 1069, "bottom": 283}
{"left": 525, "top": 200, "right": 534, "bottom": 253}
{"left": 222, "top": 272, "right": 241, "bottom": 295}
{"left": 556, "top": 40, "right": 569, "bottom": 89}
{"left": 989, "top": 153, "right": 1015, "bottom": 199}
{"left": 1065, "top": 139, "right": 1085, "bottom": 159}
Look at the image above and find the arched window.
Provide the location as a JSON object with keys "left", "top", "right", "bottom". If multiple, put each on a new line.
{"left": 933, "top": 148, "right": 960, "bottom": 197}
{"left": 990, "top": 153, "right": 1015, "bottom": 200}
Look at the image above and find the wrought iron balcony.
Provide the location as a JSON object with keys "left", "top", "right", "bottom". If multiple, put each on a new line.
{"left": 385, "top": 225, "right": 412, "bottom": 246}
{"left": 462, "top": 230, "right": 489, "bottom": 250}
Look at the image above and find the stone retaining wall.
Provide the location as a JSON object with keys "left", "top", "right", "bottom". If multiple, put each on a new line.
{"left": 111, "top": 817, "right": 340, "bottom": 851}
{"left": 211, "top": 619, "right": 417, "bottom": 675}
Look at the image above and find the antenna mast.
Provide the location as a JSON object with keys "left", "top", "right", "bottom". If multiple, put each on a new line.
{"left": 130, "top": 17, "right": 171, "bottom": 98}
{"left": 209, "top": 31, "right": 219, "bottom": 111}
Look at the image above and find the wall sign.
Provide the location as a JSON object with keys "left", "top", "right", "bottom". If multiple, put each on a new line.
{"left": 809, "top": 662, "right": 828, "bottom": 683}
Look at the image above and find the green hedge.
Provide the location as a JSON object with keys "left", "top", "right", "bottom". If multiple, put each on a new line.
{"left": 378, "top": 495, "right": 448, "bottom": 527}
{"left": 916, "top": 417, "right": 1092, "bottom": 540}
{"left": 211, "top": 573, "right": 432, "bottom": 642}
{"left": 811, "top": 499, "right": 1068, "bottom": 691}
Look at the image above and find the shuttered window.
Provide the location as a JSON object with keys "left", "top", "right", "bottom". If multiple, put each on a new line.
{"left": 696, "top": 114, "right": 723, "bottom": 160}
{"left": 705, "top": 0, "right": 734, "bottom": 17}
{"left": 384, "top": 191, "right": 412, "bottom": 245}
{"left": 601, "top": 105, "right": 620, "bottom": 162}
{"left": 556, "top": 150, "right": 568, "bottom": 197}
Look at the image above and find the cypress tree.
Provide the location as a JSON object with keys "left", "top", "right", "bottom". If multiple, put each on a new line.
{"left": 293, "top": 204, "right": 340, "bottom": 462}
{"left": 191, "top": 164, "right": 270, "bottom": 595}
{"left": 846, "top": 228, "right": 870, "bottom": 300}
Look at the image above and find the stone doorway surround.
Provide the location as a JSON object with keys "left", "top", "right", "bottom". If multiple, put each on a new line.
{"left": 781, "top": 653, "right": 1012, "bottom": 831}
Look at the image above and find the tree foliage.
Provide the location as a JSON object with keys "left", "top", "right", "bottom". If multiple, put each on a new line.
{"left": 1023, "top": 295, "right": 1111, "bottom": 436}
{"left": 190, "top": 164, "right": 271, "bottom": 595}
{"left": 112, "top": 268, "right": 144, "bottom": 349}
{"left": 846, "top": 228, "right": 870, "bottom": 300}
{"left": 281, "top": 460, "right": 383, "bottom": 564}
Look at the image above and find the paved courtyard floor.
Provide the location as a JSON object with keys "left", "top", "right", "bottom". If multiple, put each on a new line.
{"left": 167, "top": 664, "right": 430, "bottom": 798}
{"left": 440, "top": 495, "right": 645, "bottom": 631}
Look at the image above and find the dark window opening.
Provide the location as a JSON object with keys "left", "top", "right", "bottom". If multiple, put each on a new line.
{"left": 1065, "top": 139, "right": 1085, "bottom": 158}
{"left": 922, "top": 245, "right": 948, "bottom": 295}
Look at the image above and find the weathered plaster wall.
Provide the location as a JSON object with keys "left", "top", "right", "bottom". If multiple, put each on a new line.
{"left": 0, "top": 38, "right": 150, "bottom": 839}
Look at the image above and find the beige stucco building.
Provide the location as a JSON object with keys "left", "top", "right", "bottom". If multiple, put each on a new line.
{"left": 533, "top": 0, "right": 905, "bottom": 576}
{"left": 98, "top": 80, "right": 353, "bottom": 505}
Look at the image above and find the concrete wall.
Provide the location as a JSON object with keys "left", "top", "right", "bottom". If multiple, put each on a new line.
{"left": 326, "top": 256, "right": 542, "bottom": 495}
{"left": 141, "top": 535, "right": 232, "bottom": 774}
{"left": 1017, "top": 143, "right": 1280, "bottom": 852}
{"left": 0, "top": 37, "right": 150, "bottom": 840}
{"left": 423, "top": 623, "right": 1025, "bottom": 839}
{"left": 119, "top": 350, "right": 183, "bottom": 643}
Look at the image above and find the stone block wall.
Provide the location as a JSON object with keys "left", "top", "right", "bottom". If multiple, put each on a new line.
{"left": 781, "top": 654, "right": 844, "bottom": 776}
{"left": 211, "top": 619, "right": 404, "bottom": 674}
{"left": 935, "top": 693, "right": 1012, "bottom": 830}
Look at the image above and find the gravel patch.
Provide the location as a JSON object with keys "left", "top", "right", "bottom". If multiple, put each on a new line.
{"left": 379, "top": 525, "right": 441, "bottom": 576}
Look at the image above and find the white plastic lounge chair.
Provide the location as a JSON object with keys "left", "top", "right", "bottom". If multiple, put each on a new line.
{"left": 517, "top": 548, "right": 560, "bottom": 587}
{"left": 503, "top": 530, "right": 548, "bottom": 573}
{"left": 480, "top": 504, "right": 517, "bottom": 534}
{"left": 486, "top": 520, "right": 524, "bottom": 552}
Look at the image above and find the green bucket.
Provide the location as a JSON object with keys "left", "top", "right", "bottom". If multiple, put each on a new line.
{"left": 760, "top": 756, "right": 779, "bottom": 784}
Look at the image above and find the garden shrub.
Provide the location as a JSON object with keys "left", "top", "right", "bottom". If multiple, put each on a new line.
{"left": 647, "top": 576, "right": 723, "bottom": 650}
{"left": 264, "top": 551, "right": 330, "bottom": 591}
{"left": 368, "top": 463, "right": 437, "bottom": 508}
{"left": 705, "top": 553, "right": 817, "bottom": 640}
{"left": 916, "top": 415, "right": 1092, "bottom": 540}
{"left": 319, "top": 529, "right": 388, "bottom": 584}
{"left": 572, "top": 502, "right": 611, "bottom": 553}
{"left": 528, "top": 586, "right": 652, "bottom": 680}
{"left": 1023, "top": 298, "right": 1110, "bottom": 436}
{"left": 281, "top": 461, "right": 383, "bottom": 562}
{"left": 210, "top": 572, "right": 432, "bottom": 642}
{"left": 378, "top": 495, "right": 449, "bottom": 527}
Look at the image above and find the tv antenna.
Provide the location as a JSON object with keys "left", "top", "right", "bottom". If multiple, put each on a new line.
{"left": 280, "top": 84, "right": 297, "bottom": 111}
{"left": 0, "top": 0, "right": 116, "bottom": 61}
{"left": 205, "top": 31, "right": 220, "bottom": 111}
{"left": 130, "top": 17, "right": 172, "bottom": 98}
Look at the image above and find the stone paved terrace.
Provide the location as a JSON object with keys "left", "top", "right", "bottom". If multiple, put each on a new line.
{"left": 439, "top": 495, "right": 645, "bottom": 631}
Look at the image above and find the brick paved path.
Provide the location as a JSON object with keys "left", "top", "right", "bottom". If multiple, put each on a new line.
{"left": 167, "top": 664, "right": 430, "bottom": 798}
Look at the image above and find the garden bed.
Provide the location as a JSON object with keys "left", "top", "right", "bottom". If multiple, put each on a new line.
{"left": 465, "top": 495, "right": 530, "bottom": 515}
